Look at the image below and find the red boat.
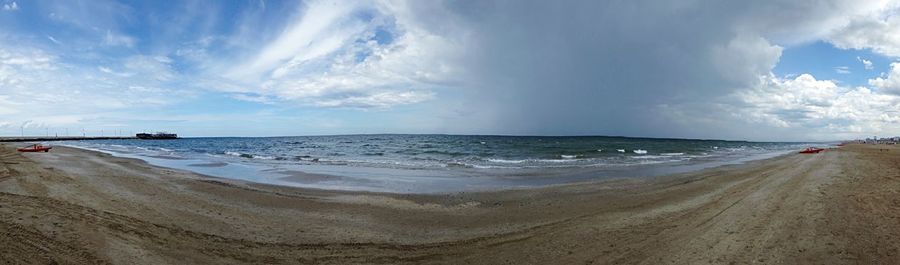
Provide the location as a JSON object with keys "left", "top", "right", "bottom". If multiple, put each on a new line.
{"left": 17, "top": 144, "right": 52, "bottom": 152}
{"left": 798, "top": 147, "right": 824, "bottom": 154}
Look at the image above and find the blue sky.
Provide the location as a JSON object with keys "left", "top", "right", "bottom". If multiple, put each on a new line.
{"left": 774, "top": 41, "right": 889, "bottom": 87}
{"left": 1, "top": 0, "right": 900, "bottom": 141}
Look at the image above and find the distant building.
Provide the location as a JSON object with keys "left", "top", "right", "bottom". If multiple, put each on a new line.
{"left": 863, "top": 136, "right": 899, "bottom": 144}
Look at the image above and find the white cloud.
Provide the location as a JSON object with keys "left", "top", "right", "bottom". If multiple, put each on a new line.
{"left": 104, "top": 30, "right": 136, "bottom": 48}
{"left": 123, "top": 55, "right": 175, "bottom": 81}
{"left": 857, "top": 56, "right": 874, "bottom": 70}
{"left": 20, "top": 120, "right": 35, "bottom": 129}
{"left": 0, "top": 46, "right": 191, "bottom": 132}
{"left": 834, "top": 66, "right": 851, "bottom": 74}
{"left": 2, "top": 1, "right": 18, "bottom": 11}
{"left": 735, "top": 73, "right": 900, "bottom": 138}
{"left": 230, "top": 93, "right": 276, "bottom": 104}
{"left": 0, "top": 49, "right": 56, "bottom": 70}
{"left": 0, "top": 64, "right": 19, "bottom": 87}
{"left": 0, "top": 95, "right": 20, "bottom": 115}
{"left": 868, "top": 62, "right": 900, "bottom": 94}
{"left": 712, "top": 35, "right": 783, "bottom": 85}
{"left": 218, "top": 0, "right": 461, "bottom": 109}
{"left": 828, "top": 10, "right": 900, "bottom": 57}
{"left": 233, "top": 0, "right": 362, "bottom": 78}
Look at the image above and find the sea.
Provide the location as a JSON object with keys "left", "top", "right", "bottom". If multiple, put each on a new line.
{"left": 58, "top": 135, "right": 816, "bottom": 193}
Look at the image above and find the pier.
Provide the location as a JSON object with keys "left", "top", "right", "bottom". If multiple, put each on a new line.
{"left": 0, "top": 136, "right": 137, "bottom": 142}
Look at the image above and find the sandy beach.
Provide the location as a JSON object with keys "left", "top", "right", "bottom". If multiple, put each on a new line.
{"left": 1, "top": 143, "right": 898, "bottom": 264}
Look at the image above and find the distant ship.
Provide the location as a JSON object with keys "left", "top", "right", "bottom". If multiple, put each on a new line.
{"left": 136, "top": 132, "right": 178, "bottom": 140}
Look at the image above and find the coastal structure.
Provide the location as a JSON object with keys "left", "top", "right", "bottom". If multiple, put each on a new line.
{"left": 136, "top": 132, "right": 178, "bottom": 140}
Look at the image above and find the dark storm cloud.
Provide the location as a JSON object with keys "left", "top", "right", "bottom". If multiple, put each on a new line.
{"left": 408, "top": 0, "right": 884, "bottom": 139}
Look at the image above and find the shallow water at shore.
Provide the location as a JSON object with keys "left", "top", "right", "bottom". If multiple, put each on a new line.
{"left": 55, "top": 135, "right": 814, "bottom": 193}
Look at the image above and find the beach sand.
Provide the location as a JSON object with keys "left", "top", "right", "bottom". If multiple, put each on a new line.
{"left": 0, "top": 144, "right": 898, "bottom": 264}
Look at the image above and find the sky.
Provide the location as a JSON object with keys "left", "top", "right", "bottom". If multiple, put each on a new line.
{"left": 0, "top": 0, "right": 899, "bottom": 141}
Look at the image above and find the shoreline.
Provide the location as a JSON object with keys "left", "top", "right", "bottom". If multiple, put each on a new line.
{"left": 53, "top": 142, "right": 802, "bottom": 194}
{"left": 1, "top": 143, "right": 899, "bottom": 263}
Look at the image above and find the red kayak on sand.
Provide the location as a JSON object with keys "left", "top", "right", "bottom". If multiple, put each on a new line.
{"left": 17, "top": 144, "right": 52, "bottom": 152}
{"left": 798, "top": 147, "right": 824, "bottom": 154}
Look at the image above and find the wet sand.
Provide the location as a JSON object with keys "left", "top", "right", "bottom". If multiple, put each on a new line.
{"left": 1, "top": 144, "right": 898, "bottom": 264}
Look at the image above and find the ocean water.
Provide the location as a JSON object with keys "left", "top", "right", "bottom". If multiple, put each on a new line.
{"left": 58, "top": 135, "right": 814, "bottom": 193}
